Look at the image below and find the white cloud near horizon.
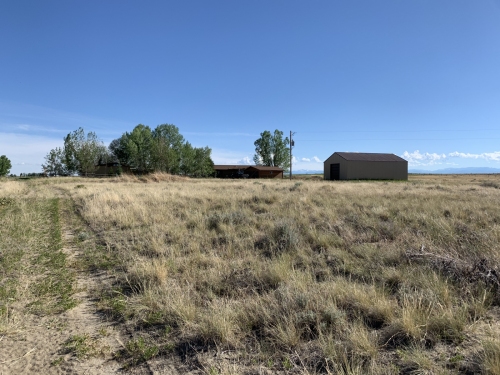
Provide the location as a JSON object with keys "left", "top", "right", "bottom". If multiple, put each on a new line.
{"left": 211, "top": 149, "right": 324, "bottom": 172}
{"left": 402, "top": 150, "right": 446, "bottom": 166}
{"left": 402, "top": 150, "right": 500, "bottom": 166}
{"left": 448, "top": 151, "right": 500, "bottom": 161}
{"left": 0, "top": 132, "right": 62, "bottom": 174}
{"left": 298, "top": 156, "right": 322, "bottom": 163}
{"left": 236, "top": 156, "right": 252, "bottom": 165}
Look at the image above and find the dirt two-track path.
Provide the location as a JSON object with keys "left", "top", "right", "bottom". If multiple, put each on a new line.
{"left": 0, "top": 192, "right": 122, "bottom": 374}
{"left": 0, "top": 187, "right": 201, "bottom": 375}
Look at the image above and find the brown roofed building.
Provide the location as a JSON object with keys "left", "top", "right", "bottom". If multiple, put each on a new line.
{"left": 246, "top": 166, "right": 283, "bottom": 179}
{"left": 213, "top": 165, "right": 283, "bottom": 179}
{"left": 213, "top": 165, "right": 251, "bottom": 178}
{"left": 324, "top": 152, "right": 407, "bottom": 180}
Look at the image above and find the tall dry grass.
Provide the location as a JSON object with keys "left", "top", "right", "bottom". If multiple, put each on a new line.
{"left": 41, "top": 174, "right": 500, "bottom": 373}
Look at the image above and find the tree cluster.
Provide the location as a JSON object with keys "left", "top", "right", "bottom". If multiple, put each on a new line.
{"left": 43, "top": 124, "right": 214, "bottom": 177}
{"left": 43, "top": 128, "right": 108, "bottom": 176}
{"left": 109, "top": 124, "right": 213, "bottom": 177}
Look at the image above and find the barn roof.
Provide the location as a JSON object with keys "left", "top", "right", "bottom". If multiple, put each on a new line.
{"left": 335, "top": 152, "right": 406, "bottom": 162}
{"left": 213, "top": 165, "right": 252, "bottom": 170}
{"left": 246, "top": 166, "right": 284, "bottom": 171}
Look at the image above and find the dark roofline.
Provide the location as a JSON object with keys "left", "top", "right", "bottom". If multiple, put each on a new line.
{"left": 246, "top": 166, "right": 284, "bottom": 171}
{"left": 213, "top": 165, "right": 284, "bottom": 171}
{"left": 327, "top": 152, "right": 407, "bottom": 162}
{"left": 213, "top": 165, "right": 252, "bottom": 170}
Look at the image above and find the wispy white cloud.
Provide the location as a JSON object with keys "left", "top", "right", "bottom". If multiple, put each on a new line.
{"left": 296, "top": 156, "right": 322, "bottom": 163}
{"left": 402, "top": 150, "right": 500, "bottom": 166}
{"left": 402, "top": 150, "right": 447, "bottom": 166}
{"left": 8, "top": 124, "right": 66, "bottom": 133}
{"left": 448, "top": 151, "right": 500, "bottom": 161}
{"left": 211, "top": 148, "right": 255, "bottom": 165}
{"left": 0, "top": 100, "right": 131, "bottom": 139}
{"left": 236, "top": 156, "right": 252, "bottom": 165}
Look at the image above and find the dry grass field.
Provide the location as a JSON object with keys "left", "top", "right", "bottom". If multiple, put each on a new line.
{"left": 1, "top": 173, "right": 500, "bottom": 374}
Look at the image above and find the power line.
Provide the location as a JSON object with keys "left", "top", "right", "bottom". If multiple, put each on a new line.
{"left": 298, "top": 137, "right": 500, "bottom": 142}
{"left": 295, "top": 129, "right": 498, "bottom": 133}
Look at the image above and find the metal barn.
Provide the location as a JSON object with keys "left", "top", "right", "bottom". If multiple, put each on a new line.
{"left": 324, "top": 152, "right": 408, "bottom": 180}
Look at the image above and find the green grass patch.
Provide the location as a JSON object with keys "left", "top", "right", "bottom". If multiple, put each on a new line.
{"left": 28, "top": 198, "right": 76, "bottom": 315}
{"left": 0, "top": 195, "right": 76, "bottom": 324}
{"left": 123, "top": 337, "right": 160, "bottom": 364}
{"left": 64, "top": 333, "right": 109, "bottom": 359}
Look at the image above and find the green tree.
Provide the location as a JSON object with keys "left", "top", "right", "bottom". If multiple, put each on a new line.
{"left": 253, "top": 129, "right": 290, "bottom": 170}
{"left": 192, "top": 146, "right": 214, "bottom": 177}
{"left": 63, "top": 128, "right": 106, "bottom": 176}
{"left": 109, "top": 134, "right": 130, "bottom": 166}
{"left": 42, "top": 147, "right": 67, "bottom": 176}
{"left": 125, "top": 124, "right": 153, "bottom": 173}
{"left": 63, "top": 132, "right": 78, "bottom": 174}
{"left": 109, "top": 123, "right": 213, "bottom": 177}
{"left": 151, "top": 124, "right": 185, "bottom": 174}
{"left": 179, "top": 143, "right": 214, "bottom": 177}
{"left": 180, "top": 142, "right": 196, "bottom": 175}
{"left": 0, "top": 155, "right": 12, "bottom": 177}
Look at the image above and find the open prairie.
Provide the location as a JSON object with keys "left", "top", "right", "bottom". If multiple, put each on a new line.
{"left": 1, "top": 174, "right": 500, "bottom": 374}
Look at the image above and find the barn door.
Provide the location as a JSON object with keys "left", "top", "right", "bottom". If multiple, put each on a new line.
{"left": 330, "top": 163, "right": 340, "bottom": 180}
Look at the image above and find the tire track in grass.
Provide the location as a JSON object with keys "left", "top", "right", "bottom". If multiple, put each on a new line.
{"left": 52, "top": 189, "right": 124, "bottom": 374}
{"left": 0, "top": 188, "right": 121, "bottom": 374}
{"left": 0, "top": 196, "right": 80, "bottom": 374}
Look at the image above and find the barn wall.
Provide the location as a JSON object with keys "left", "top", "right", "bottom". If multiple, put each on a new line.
{"left": 345, "top": 161, "right": 408, "bottom": 180}
{"left": 323, "top": 154, "right": 336, "bottom": 179}
{"left": 337, "top": 154, "right": 349, "bottom": 180}
{"left": 325, "top": 154, "right": 408, "bottom": 180}
{"left": 324, "top": 154, "right": 347, "bottom": 180}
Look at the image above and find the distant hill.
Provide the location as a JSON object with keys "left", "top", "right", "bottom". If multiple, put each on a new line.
{"left": 410, "top": 167, "right": 500, "bottom": 174}
{"left": 288, "top": 167, "right": 500, "bottom": 175}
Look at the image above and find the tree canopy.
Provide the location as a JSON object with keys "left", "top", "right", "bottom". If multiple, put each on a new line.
{"left": 253, "top": 130, "right": 290, "bottom": 170}
{"left": 151, "top": 124, "right": 185, "bottom": 174}
{"left": 0, "top": 155, "right": 12, "bottom": 177}
{"left": 63, "top": 128, "right": 107, "bottom": 176}
{"left": 42, "top": 147, "right": 68, "bottom": 176}
{"left": 43, "top": 128, "right": 108, "bottom": 176}
{"left": 43, "top": 123, "right": 214, "bottom": 177}
{"left": 108, "top": 124, "right": 214, "bottom": 177}
{"left": 124, "top": 124, "right": 153, "bottom": 173}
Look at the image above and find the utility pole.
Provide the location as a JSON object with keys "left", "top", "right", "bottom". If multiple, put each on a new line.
{"left": 289, "top": 131, "right": 295, "bottom": 180}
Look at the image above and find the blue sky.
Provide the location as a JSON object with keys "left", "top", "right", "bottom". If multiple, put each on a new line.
{"left": 1, "top": 0, "right": 500, "bottom": 175}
